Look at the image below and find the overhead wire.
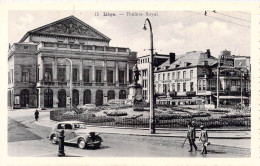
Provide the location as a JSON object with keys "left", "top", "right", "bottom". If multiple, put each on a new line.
{"left": 208, "top": 10, "right": 251, "bottom": 23}
{"left": 185, "top": 11, "right": 250, "bottom": 29}
{"left": 237, "top": 11, "right": 251, "bottom": 15}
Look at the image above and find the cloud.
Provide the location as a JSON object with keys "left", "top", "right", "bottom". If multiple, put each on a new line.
{"left": 90, "top": 18, "right": 108, "bottom": 27}
{"left": 17, "top": 14, "right": 34, "bottom": 30}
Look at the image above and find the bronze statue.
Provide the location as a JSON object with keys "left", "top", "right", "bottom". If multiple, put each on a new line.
{"left": 133, "top": 64, "right": 141, "bottom": 85}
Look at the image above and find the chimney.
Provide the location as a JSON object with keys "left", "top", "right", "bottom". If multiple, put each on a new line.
{"left": 169, "top": 52, "right": 175, "bottom": 64}
{"left": 206, "top": 49, "right": 211, "bottom": 57}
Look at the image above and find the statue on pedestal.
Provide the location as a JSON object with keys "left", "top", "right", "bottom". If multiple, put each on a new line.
{"left": 132, "top": 64, "right": 141, "bottom": 85}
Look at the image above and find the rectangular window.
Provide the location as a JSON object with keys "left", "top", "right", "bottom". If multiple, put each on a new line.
{"left": 190, "top": 70, "right": 193, "bottom": 78}
{"left": 58, "top": 68, "right": 66, "bottom": 82}
{"left": 163, "top": 74, "right": 165, "bottom": 80}
{"left": 177, "top": 72, "right": 180, "bottom": 79}
{"left": 190, "top": 82, "right": 194, "bottom": 91}
{"left": 177, "top": 83, "right": 180, "bottom": 92}
{"left": 96, "top": 70, "right": 102, "bottom": 83}
{"left": 172, "top": 83, "right": 175, "bottom": 91}
{"left": 183, "top": 83, "right": 186, "bottom": 92}
{"left": 172, "top": 72, "right": 175, "bottom": 79}
{"left": 11, "top": 69, "right": 13, "bottom": 83}
{"left": 167, "top": 73, "right": 170, "bottom": 80}
{"left": 119, "top": 71, "right": 125, "bottom": 84}
{"left": 73, "top": 68, "right": 78, "bottom": 82}
{"left": 203, "top": 80, "right": 206, "bottom": 90}
{"left": 36, "top": 68, "right": 39, "bottom": 82}
{"left": 8, "top": 71, "right": 11, "bottom": 84}
{"left": 183, "top": 71, "right": 186, "bottom": 78}
{"left": 158, "top": 74, "right": 160, "bottom": 81}
{"left": 83, "top": 69, "right": 90, "bottom": 82}
{"left": 44, "top": 68, "right": 52, "bottom": 82}
{"left": 129, "top": 70, "right": 133, "bottom": 83}
{"left": 163, "top": 84, "right": 167, "bottom": 93}
{"left": 198, "top": 80, "right": 202, "bottom": 90}
{"left": 107, "top": 70, "right": 113, "bottom": 83}
{"left": 22, "top": 68, "right": 30, "bottom": 82}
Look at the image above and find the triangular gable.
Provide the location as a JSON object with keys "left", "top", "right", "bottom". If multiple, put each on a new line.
{"left": 20, "top": 15, "right": 110, "bottom": 42}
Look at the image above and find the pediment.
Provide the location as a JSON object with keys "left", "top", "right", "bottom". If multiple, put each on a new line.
{"left": 30, "top": 16, "right": 110, "bottom": 41}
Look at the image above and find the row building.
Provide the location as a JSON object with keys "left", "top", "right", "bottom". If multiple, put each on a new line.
{"left": 138, "top": 49, "right": 250, "bottom": 107}
{"left": 8, "top": 15, "right": 137, "bottom": 109}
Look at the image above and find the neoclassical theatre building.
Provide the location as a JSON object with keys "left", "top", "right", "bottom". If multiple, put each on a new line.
{"left": 8, "top": 16, "right": 137, "bottom": 109}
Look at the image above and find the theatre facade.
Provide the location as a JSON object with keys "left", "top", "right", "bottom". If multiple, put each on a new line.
{"left": 8, "top": 16, "right": 137, "bottom": 109}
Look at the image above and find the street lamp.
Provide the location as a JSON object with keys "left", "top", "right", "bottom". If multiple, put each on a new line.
{"left": 143, "top": 18, "right": 155, "bottom": 134}
{"left": 61, "top": 58, "right": 73, "bottom": 111}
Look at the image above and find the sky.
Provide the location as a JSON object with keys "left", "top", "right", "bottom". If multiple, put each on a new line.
{"left": 8, "top": 10, "right": 251, "bottom": 58}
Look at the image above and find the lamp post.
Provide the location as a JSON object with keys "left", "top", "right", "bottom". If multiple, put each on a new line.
{"left": 61, "top": 58, "right": 73, "bottom": 111}
{"left": 143, "top": 18, "right": 155, "bottom": 134}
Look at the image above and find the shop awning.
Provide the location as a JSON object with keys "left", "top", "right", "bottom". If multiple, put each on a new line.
{"left": 214, "top": 96, "right": 249, "bottom": 99}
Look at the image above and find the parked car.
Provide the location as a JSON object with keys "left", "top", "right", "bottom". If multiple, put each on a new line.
{"left": 48, "top": 121, "right": 102, "bottom": 149}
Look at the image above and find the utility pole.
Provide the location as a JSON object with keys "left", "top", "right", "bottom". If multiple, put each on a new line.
{"left": 62, "top": 58, "right": 73, "bottom": 111}
{"left": 143, "top": 18, "right": 155, "bottom": 134}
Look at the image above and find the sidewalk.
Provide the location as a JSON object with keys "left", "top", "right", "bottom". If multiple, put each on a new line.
{"left": 37, "top": 117, "right": 251, "bottom": 139}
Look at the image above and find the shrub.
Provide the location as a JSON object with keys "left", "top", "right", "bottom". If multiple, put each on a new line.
{"left": 104, "top": 110, "right": 128, "bottom": 116}
{"left": 191, "top": 112, "right": 211, "bottom": 117}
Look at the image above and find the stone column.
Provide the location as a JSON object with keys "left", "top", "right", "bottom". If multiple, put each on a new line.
{"left": 39, "top": 56, "right": 44, "bottom": 82}
{"left": 52, "top": 57, "right": 57, "bottom": 82}
{"left": 79, "top": 59, "right": 83, "bottom": 84}
{"left": 53, "top": 89, "right": 58, "bottom": 108}
{"left": 116, "top": 61, "right": 119, "bottom": 86}
{"left": 92, "top": 60, "right": 95, "bottom": 83}
{"left": 126, "top": 62, "right": 129, "bottom": 85}
{"left": 79, "top": 90, "right": 83, "bottom": 106}
{"left": 66, "top": 63, "right": 70, "bottom": 86}
{"left": 103, "top": 60, "right": 107, "bottom": 85}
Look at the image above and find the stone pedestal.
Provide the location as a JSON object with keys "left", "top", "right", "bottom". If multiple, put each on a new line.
{"left": 128, "top": 83, "right": 143, "bottom": 104}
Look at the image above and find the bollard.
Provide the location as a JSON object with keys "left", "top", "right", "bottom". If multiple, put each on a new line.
{"left": 58, "top": 130, "right": 65, "bottom": 157}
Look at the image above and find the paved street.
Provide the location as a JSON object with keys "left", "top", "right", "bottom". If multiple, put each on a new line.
{"left": 8, "top": 109, "right": 250, "bottom": 157}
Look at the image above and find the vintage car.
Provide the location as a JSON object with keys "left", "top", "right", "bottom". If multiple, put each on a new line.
{"left": 48, "top": 121, "right": 102, "bottom": 149}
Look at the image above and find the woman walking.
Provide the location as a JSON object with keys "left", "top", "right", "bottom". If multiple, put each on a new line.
{"left": 199, "top": 125, "right": 209, "bottom": 154}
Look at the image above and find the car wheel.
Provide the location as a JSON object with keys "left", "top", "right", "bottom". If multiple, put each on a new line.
{"left": 78, "top": 138, "right": 86, "bottom": 149}
{"left": 94, "top": 142, "right": 101, "bottom": 149}
{"left": 51, "top": 135, "right": 58, "bottom": 144}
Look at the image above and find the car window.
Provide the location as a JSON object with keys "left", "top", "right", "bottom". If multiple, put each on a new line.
{"left": 65, "top": 124, "right": 72, "bottom": 130}
{"left": 57, "top": 124, "right": 65, "bottom": 129}
{"left": 73, "top": 123, "right": 86, "bottom": 129}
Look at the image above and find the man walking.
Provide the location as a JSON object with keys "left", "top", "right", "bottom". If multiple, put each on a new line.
{"left": 34, "top": 109, "right": 39, "bottom": 121}
{"left": 187, "top": 121, "right": 197, "bottom": 152}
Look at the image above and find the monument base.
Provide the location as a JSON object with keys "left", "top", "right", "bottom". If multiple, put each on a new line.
{"left": 128, "top": 83, "right": 144, "bottom": 105}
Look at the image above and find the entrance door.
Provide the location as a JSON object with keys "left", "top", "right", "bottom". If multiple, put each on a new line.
{"left": 20, "top": 89, "right": 29, "bottom": 107}
{"left": 58, "top": 89, "right": 66, "bottom": 108}
{"left": 107, "top": 90, "right": 115, "bottom": 101}
{"left": 83, "top": 89, "right": 91, "bottom": 104}
{"left": 72, "top": 89, "right": 79, "bottom": 106}
{"left": 44, "top": 89, "right": 53, "bottom": 108}
{"left": 119, "top": 90, "right": 126, "bottom": 99}
{"left": 95, "top": 90, "right": 103, "bottom": 106}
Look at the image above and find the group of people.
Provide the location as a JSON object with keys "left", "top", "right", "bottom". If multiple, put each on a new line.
{"left": 186, "top": 121, "right": 209, "bottom": 155}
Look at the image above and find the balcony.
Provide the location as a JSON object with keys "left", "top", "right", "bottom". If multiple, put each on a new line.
{"left": 108, "top": 83, "right": 116, "bottom": 86}
{"left": 73, "top": 82, "right": 81, "bottom": 86}
{"left": 186, "top": 91, "right": 196, "bottom": 96}
{"left": 95, "top": 82, "right": 104, "bottom": 86}
{"left": 83, "top": 82, "right": 92, "bottom": 86}
{"left": 58, "top": 82, "right": 67, "bottom": 86}
{"left": 37, "top": 42, "right": 133, "bottom": 57}
{"left": 38, "top": 81, "right": 55, "bottom": 86}
{"left": 119, "top": 83, "right": 127, "bottom": 87}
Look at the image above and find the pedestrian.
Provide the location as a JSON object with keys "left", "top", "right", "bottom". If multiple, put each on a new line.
{"left": 199, "top": 125, "right": 209, "bottom": 154}
{"left": 34, "top": 109, "right": 39, "bottom": 121}
{"left": 186, "top": 121, "right": 197, "bottom": 152}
